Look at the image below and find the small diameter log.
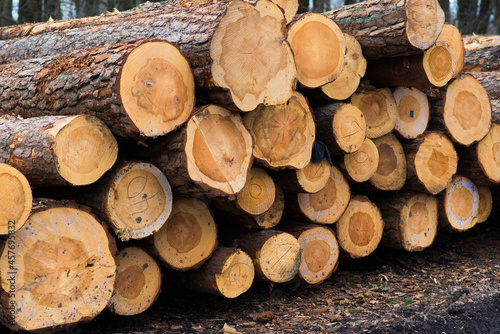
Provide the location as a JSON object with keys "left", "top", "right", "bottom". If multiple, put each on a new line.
{"left": 0, "top": 39, "right": 195, "bottom": 139}
{"left": 374, "top": 192, "right": 438, "bottom": 252}
{"left": 429, "top": 74, "right": 491, "bottom": 147}
{"left": 287, "top": 13, "right": 346, "bottom": 87}
{"left": 175, "top": 246, "right": 255, "bottom": 298}
{"left": 336, "top": 195, "right": 384, "bottom": 259}
{"left": 243, "top": 92, "right": 315, "bottom": 170}
{"left": 280, "top": 222, "right": 339, "bottom": 284}
{"left": 313, "top": 103, "right": 366, "bottom": 155}
{"left": 236, "top": 229, "right": 301, "bottom": 283}
{"left": 369, "top": 133, "right": 407, "bottom": 191}
{"left": 404, "top": 131, "right": 457, "bottom": 195}
{"left": 320, "top": 33, "right": 367, "bottom": 101}
{"left": 351, "top": 87, "right": 398, "bottom": 139}
{"left": 0, "top": 199, "right": 116, "bottom": 332}
{"left": 0, "top": 163, "right": 32, "bottom": 235}
{"left": 0, "top": 115, "right": 117, "bottom": 186}
{"left": 457, "top": 123, "right": 500, "bottom": 186}
{"left": 475, "top": 186, "right": 493, "bottom": 224}
{"left": 150, "top": 105, "right": 253, "bottom": 198}
{"left": 324, "top": 0, "right": 445, "bottom": 59}
{"left": 269, "top": 159, "right": 331, "bottom": 193}
{"left": 437, "top": 175, "right": 479, "bottom": 232}
{"left": 338, "top": 137, "right": 379, "bottom": 183}
{"left": 150, "top": 198, "right": 218, "bottom": 271}
{"left": 108, "top": 246, "right": 162, "bottom": 316}
{"left": 437, "top": 23, "right": 464, "bottom": 78}
{"left": 393, "top": 87, "right": 430, "bottom": 139}
{"left": 286, "top": 165, "right": 350, "bottom": 224}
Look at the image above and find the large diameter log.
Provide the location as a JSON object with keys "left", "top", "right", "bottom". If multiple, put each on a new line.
{"left": 175, "top": 246, "right": 255, "bottom": 298}
{"left": 428, "top": 74, "right": 491, "bottom": 147}
{"left": 0, "top": 163, "right": 32, "bottom": 235}
{"left": 475, "top": 186, "right": 493, "bottom": 224}
{"left": 243, "top": 92, "right": 315, "bottom": 169}
{"left": 150, "top": 105, "right": 253, "bottom": 198}
{"left": 437, "top": 175, "right": 479, "bottom": 232}
{"left": 269, "top": 159, "right": 331, "bottom": 194}
{"left": 313, "top": 103, "right": 366, "bottom": 155}
{"left": 280, "top": 222, "right": 339, "bottom": 284}
{"left": 374, "top": 192, "right": 438, "bottom": 252}
{"left": 0, "top": 39, "right": 195, "bottom": 139}
{"left": 285, "top": 164, "right": 350, "bottom": 224}
{"left": 0, "top": 199, "right": 116, "bottom": 332}
{"left": 287, "top": 13, "right": 346, "bottom": 88}
{"left": 393, "top": 87, "right": 430, "bottom": 139}
{"left": 403, "top": 131, "right": 457, "bottom": 195}
{"left": 150, "top": 198, "right": 217, "bottom": 271}
{"left": 323, "top": 0, "right": 445, "bottom": 59}
{"left": 369, "top": 132, "right": 407, "bottom": 191}
{"left": 0, "top": 115, "right": 117, "bottom": 186}
{"left": 108, "top": 246, "right": 162, "bottom": 316}
{"left": 351, "top": 87, "right": 398, "bottom": 139}
{"left": 236, "top": 229, "right": 301, "bottom": 283}
{"left": 338, "top": 137, "right": 379, "bottom": 183}
{"left": 336, "top": 195, "right": 384, "bottom": 259}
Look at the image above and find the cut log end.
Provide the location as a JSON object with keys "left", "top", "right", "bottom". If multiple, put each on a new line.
{"left": 475, "top": 123, "right": 500, "bottom": 184}
{"left": 393, "top": 87, "right": 430, "bottom": 139}
{"left": 423, "top": 41, "right": 455, "bottom": 87}
{"left": 406, "top": 0, "right": 445, "bottom": 50}
{"left": 369, "top": 133, "right": 407, "bottom": 191}
{"left": 214, "top": 248, "right": 255, "bottom": 298}
{"left": 331, "top": 104, "right": 366, "bottom": 154}
{"left": 476, "top": 186, "right": 493, "bottom": 224}
{"left": 439, "top": 175, "right": 479, "bottom": 232}
{"left": 252, "top": 185, "right": 285, "bottom": 229}
{"left": 438, "top": 23, "right": 464, "bottom": 78}
{"left": 236, "top": 167, "right": 276, "bottom": 215}
{"left": 270, "top": 0, "right": 298, "bottom": 23}
{"left": 342, "top": 138, "right": 379, "bottom": 183}
{"left": 108, "top": 246, "right": 162, "bottom": 316}
{"left": 119, "top": 41, "right": 195, "bottom": 137}
{"left": 296, "top": 159, "right": 331, "bottom": 193}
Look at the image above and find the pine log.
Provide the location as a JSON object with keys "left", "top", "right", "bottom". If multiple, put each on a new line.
{"left": 393, "top": 87, "right": 430, "bottom": 139}
{"left": 236, "top": 229, "right": 301, "bottom": 283}
{"left": 468, "top": 71, "right": 500, "bottom": 100}
{"left": 285, "top": 164, "right": 350, "bottom": 224}
{"left": 373, "top": 192, "right": 437, "bottom": 251}
{"left": 279, "top": 222, "right": 339, "bottom": 284}
{"left": 0, "top": 163, "right": 32, "bottom": 235}
{"left": 320, "top": 33, "right": 367, "bottom": 101}
{"left": 336, "top": 195, "right": 384, "bottom": 259}
{"left": 287, "top": 13, "right": 346, "bottom": 87}
{"left": 403, "top": 131, "right": 457, "bottom": 195}
{"left": 428, "top": 74, "right": 491, "bottom": 147}
{"left": 437, "top": 175, "right": 479, "bottom": 232}
{"left": 313, "top": 102, "right": 366, "bottom": 155}
{"left": 351, "top": 87, "right": 398, "bottom": 139}
{"left": 108, "top": 246, "right": 162, "bottom": 316}
{"left": 269, "top": 159, "right": 331, "bottom": 193}
{"left": 0, "top": 0, "right": 296, "bottom": 112}
{"left": 243, "top": 92, "right": 315, "bottom": 170}
{"left": 476, "top": 186, "right": 493, "bottom": 224}
{"left": 438, "top": 23, "right": 464, "bottom": 78}
{"left": 464, "top": 36, "right": 500, "bottom": 72}
{"left": 0, "top": 199, "right": 116, "bottom": 332}
{"left": 368, "top": 132, "right": 407, "bottom": 191}
{"left": 338, "top": 137, "right": 379, "bottom": 183}
{"left": 0, "top": 39, "right": 195, "bottom": 139}
{"left": 175, "top": 246, "right": 255, "bottom": 298}
{"left": 149, "top": 198, "right": 218, "bottom": 271}
{"left": 323, "top": 0, "right": 445, "bottom": 59}
{"left": 0, "top": 115, "right": 117, "bottom": 186}
{"left": 271, "top": 0, "right": 298, "bottom": 23}
{"left": 149, "top": 105, "right": 254, "bottom": 198}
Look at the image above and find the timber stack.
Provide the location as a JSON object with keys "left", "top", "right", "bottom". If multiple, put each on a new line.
{"left": 0, "top": 0, "right": 498, "bottom": 332}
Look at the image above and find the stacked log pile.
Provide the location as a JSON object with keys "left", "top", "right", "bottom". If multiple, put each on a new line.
{"left": 0, "top": 0, "right": 498, "bottom": 332}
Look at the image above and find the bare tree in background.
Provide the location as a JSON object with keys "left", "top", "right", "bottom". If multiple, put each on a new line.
{"left": 44, "top": 0, "right": 62, "bottom": 20}
{"left": 438, "top": 0, "right": 450, "bottom": 22}
{"left": 18, "top": 0, "right": 42, "bottom": 23}
{"left": 0, "top": 0, "right": 14, "bottom": 26}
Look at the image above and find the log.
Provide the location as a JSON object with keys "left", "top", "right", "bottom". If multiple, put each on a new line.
{"left": 149, "top": 105, "right": 254, "bottom": 198}
{"left": 149, "top": 198, "right": 218, "bottom": 271}
{"left": 108, "top": 246, "right": 162, "bottom": 316}
{"left": 428, "top": 74, "right": 491, "bottom": 147}
{"left": 0, "top": 39, "right": 195, "bottom": 139}
{"left": 464, "top": 36, "right": 500, "bottom": 72}
{"left": 313, "top": 102, "right": 366, "bottom": 155}
{"left": 373, "top": 192, "right": 438, "bottom": 252}
{"left": 403, "top": 131, "right": 457, "bottom": 195}
{"left": 336, "top": 195, "right": 384, "bottom": 259}
{"left": 0, "top": 199, "right": 116, "bottom": 332}
{"left": 271, "top": 0, "right": 298, "bottom": 23}
{"left": 351, "top": 87, "right": 398, "bottom": 139}
{"left": 285, "top": 164, "right": 350, "bottom": 224}
{"left": 437, "top": 175, "right": 479, "bottom": 232}
{"left": 287, "top": 12, "right": 346, "bottom": 87}
{"left": 338, "top": 137, "right": 379, "bottom": 183}
{"left": 468, "top": 72, "right": 500, "bottom": 100}
{"left": 175, "top": 246, "right": 255, "bottom": 298}
{"left": 323, "top": 0, "right": 445, "bottom": 59}
{"left": 437, "top": 23, "right": 464, "bottom": 78}
{"left": 279, "top": 222, "right": 339, "bottom": 284}
{"left": 0, "top": 163, "right": 32, "bottom": 235}
{"left": 269, "top": 159, "right": 331, "bottom": 194}
{"left": 236, "top": 229, "right": 301, "bottom": 283}
{"left": 393, "top": 86, "right": 430, "bottom": 139}
{"left": 320, "top": 33, "right": 367, "bottom": 101}
{"left": 475, "top": 186, "right": 493, "bottom": 224}
{"left": 368, "top": 132, "right": 407, "bottom": 191}
{"left": 243, "top": 92, "right": 315, "bottom": 170}
{"left": 0, "top": 115, "right": 117, "bottom": 186}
